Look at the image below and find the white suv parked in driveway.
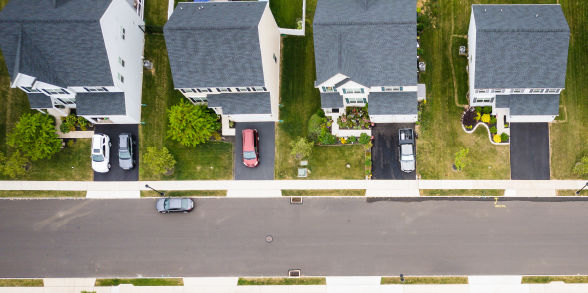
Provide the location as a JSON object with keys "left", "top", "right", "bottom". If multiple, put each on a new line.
{"left": 91, "top": 133, "right": 111, "bottom": 173}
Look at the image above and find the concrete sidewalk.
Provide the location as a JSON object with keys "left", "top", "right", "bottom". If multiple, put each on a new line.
{"left": 1, "top": 277, "right": 588, "bottom": 293}
{"left": 0, "top": 180, "right": 584, "bottom": 198}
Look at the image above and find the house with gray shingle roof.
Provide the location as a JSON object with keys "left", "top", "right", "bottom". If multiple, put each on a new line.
{"left": 0, "top": 0, "right": 145, "bottom": 124}
{"left": 468, "top": 4, "right": 570, "bottom": 123}
{"left": 164, "top": 1, "right": 281, "bottom": 135}
{"left": 313, "top": 0, "right": 419, "bottom": 127}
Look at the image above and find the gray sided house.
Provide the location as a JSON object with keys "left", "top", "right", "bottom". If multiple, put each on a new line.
{"left": 0, "top": 0, "right": 145, "bottom": 124}
{"left": 468, "top": 4, "right": 570, "bottom": 123}
{"left": 313, "top": 0, "right": 421, "bottom": 125}
{"left": 164, "top": 1, "right": 281, "bottom": 135}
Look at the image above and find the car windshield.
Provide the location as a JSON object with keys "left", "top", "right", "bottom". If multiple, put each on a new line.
{"left": 119, "top": 149, "right": 131, "bottom": 159}
{"left": 164, "top": 198, "right": 170, "bottom": 210}
{"left": 92, "top": 154, "right": 104, "bottom": 162}
{"left": 243, "top": 151, "right": 257, "bottom": 160}
{"left": 181, "top": 199, "right": 190, "bottom": 209}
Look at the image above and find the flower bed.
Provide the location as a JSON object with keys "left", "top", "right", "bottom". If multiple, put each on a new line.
{"left": 461, "top": 106, "right": 509, "bottom": 144}
{"left": 337, "top": 106, "right": 371, "bottom": 130}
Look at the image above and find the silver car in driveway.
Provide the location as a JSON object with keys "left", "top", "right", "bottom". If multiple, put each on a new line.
{"left": 156, "top": 198, "right": 195, "bottom": 214}
{"left": 118, "top": 133, "right": 134, "bottom": 170}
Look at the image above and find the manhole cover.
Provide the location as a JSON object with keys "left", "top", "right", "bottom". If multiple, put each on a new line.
{"left": 265, "top": 235, "right": 273, "bottom": 243}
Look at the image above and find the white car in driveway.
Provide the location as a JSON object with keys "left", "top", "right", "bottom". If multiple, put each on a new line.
{"left": 91, "top": 133, "right": 111, "bottom": 173}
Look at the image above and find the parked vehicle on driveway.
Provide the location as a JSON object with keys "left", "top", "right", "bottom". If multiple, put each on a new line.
{"left": 398, "top": 128, "right": 415, "bottom": 173}
{"left": 242, "top": 129, "right": 259, "bottom": 167}
{"left": 91, "top": 133, "right": 111, "bottom": 173}
{"left": 156, "top": 198, "right": 195, "bottom": 214}
{"left": 118, "top": 133, "right": 134, "bottom": 170}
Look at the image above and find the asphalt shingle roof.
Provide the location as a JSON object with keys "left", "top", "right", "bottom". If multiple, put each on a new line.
{"left": 320, "top": 92, "right": 343, "bottom": 109}
{"left": 508, "top": 94, "right": 560, "bottom": 116}
{"left": 27, "top": 93, "right": 52, "bottom": 109}
{"left": 472, "top": 5, "right": 569, "bottom": 89}
{"left": 76, "top": 92, "right": 126, "bottom": 116}
{"left": 0, "top": 0, "right": 114, "bottom": 87}
{"left": 368, "top": 91, "right": 417, "bottom": 115}
{"left": 206, "top": 92, "right": 271, "bottom": 115}
{"left": 313, "top": 0, "right": 416, "bottom": 87}
{"left": 164, "top": 2, "right": 266, "bottom": 89}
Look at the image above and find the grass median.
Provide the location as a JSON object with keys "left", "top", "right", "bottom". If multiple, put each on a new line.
{"left": 95, "top": 278, "right": 183, "bottom": 287}
{"left": 141, "top": 190, "right": 226, "bottom": 197}
{"left": 0, "top": 279, "right": 43, "bottom": 287}
{"left": 522, "top": 276, "right": 588, "bottom": 284}
{"left": 282, "top": 189, "right": 365, "bottom": 196}
{"left": 420, "top": 189, "right": 504, "bottom": 197}
{"left": 238, "top": 277, "right": 326, "bottom": 286}
{"left": 381, "top": 276, "right": 468, "bottom": 285}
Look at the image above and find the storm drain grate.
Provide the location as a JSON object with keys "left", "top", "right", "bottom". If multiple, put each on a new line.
{"left": 290, "top": 197, "right": 303, "bottom": 204}
{"left": 265, "top": 235, "right": 273, "bottom": 243}
{"left": 288, "top": 269, "right": 301, "bottom": 277}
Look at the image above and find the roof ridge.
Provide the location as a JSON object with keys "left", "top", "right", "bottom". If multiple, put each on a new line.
{"left": 479, "top": 28, "right": 569, "bottom": 32}
{"left": 165, "top": 26, "right": 258, "bottom": 30}
{"left": 315, "top": 21, "right": 416, "bottom": 26}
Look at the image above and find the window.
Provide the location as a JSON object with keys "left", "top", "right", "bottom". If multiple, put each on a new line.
{"left": 476, "top": 89, "right": 487, "bottom": 93}
{"left": 216, "top": 88, "right": 231, "bottom": 93}
{"left": 43, "top": 88, "right": 69, "bottom": 95}
{"left": 118, "top": 73, "right": 124, "bottom": 83}
{"left": 119, "top": 57, "right": 125, "bottom": 67}
{"left": 20, "top": 86, "right": 41, "bottom": 93}
{"left": 345, "top": 97, "right": 367, "bottom": 104}
{"left": 84, "top": 87, "right": 109, "bottom": 92}
{"left": 322, "top": 86, "right": 335, "bottom": 92}
{"left": 188, "top": 97, "right": 207, "bottom": 104}
{"left": 473, "top": 97, "right": 494, "bottom": 103}
{"left": 252, "top": 86, "right": 266, "bottom": 92}
{"left": 180, "top": 88, "right": 196, "bottom": 93}
{"left": 120, "top": 27, "right": 126, "bottom": 40}
{"left": 493, "top": 89, "right": 504, "bottom": 93}
{"left": 531, "top": 88, "right": 544, "bottom": 93}
{"left": 55, "top": 98, "right": 75, "bottom": 105}
{"left": 343, "top": 88, "right": 364, "bottom": 94}
{"left": 381, "top": 86, "right": 402, "bottom": 92}
{"left": 546, "top": 88, "right": 559, "bottom": 93}
{"left": 273, "top": 53, "right": 277, "bottom": 63}
{"left": 512, "top": 88, "right": 524, "bottom": 93}
{"left": 236, "top": 87, "right": 249, "bottom": 92}
{"left": 197, "top": 88, "right": 212, "bottom": 93}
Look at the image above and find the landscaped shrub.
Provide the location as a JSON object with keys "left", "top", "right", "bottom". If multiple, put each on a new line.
{"left": 490, "top": 126, "right": 497, "bottom": 134}
{"left": 493, "top": 134, "right": 501, "bottom": 143}
{"left": 490, "top": 116, "right": 497, "bottom": 125}
{"left": 481, "top": 114, "right": 490, "bottom": 123}
{"left": 481, "top": 106, "right": 492, "bottom": 114}
{"left": 60, "top": 115, "right": 78, "bottom": 133}
{"left": 358, "top": 133, "right": 371, "bottom": 145}
{"left": 77, "top": 116, "right": 88, "bottom": 130}
{"left": 338, "top": 106, "right": 370, "bottom": 130}
{"left": 1, "top": 151, "right": 29, "bottom": 178}
{"left": 143, "top": 147, "right": 176, "bottom": 176}
{"left": 340, "top": 137, "right": 347, "bottom": 144}
{"left": 461, "top": 108, "right": 477, "bottom": 128}
{"left": 348, "top": 136, "right": 358, "bottom": 144}
{"left": 8, "top": 113, "right": 61, "bottom": 161}
{"left": 317, "top": 128, "right": 337, "bottom": 145}
{"left": 573, "top": 155, "right": 588, "bottom": 176}
{"left": 454, "top": 147, "right": 469, "bottom": 171}
{"left": 476, "top": 112, "right": 481, "bottom": 121}
{"left": 500, "top": 133, "right": 509, "bottom": 142}
{"left": 307, "top": 114, "right": 326, "bottom": 141}
{"left": 290, "top": 137, "right": 313, "bottom": 160}
{"left": 167, "top": 100, "right": 220, "bottom": 147}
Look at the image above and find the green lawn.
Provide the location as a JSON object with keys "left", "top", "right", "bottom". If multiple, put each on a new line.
{"left": 522, "top": 276, "right": 588, "bottom": 284}
{"left": 270, "top": 0, "right": 303, "bottom": 29}
{"left": 282, "top": 189, "right": 366, "bottom": 196}
{"left": 139, "top": 34, "right": 233, "bottom": 180}
{"left": 0, "top": 279, "right": 43, "bottom": 287}
{"left": 273, "top": 0, "right": 365, "bottom": 180}
{"left": 420, "top": 189, "right": 503, "bottom": 197}
{"left": 381, "top": 276, "right": 468, "bottom": 285}
{"left": 0, "top": 190, "right": 85, "bottom": 197}
{"left": 238, "top": 277, "right": 326, "bottom": 286}
{"left": 95, "top": 278, "right": 183, "bottom": 287}
{"left": 141, "top": 190, "right": 226, "bottom": 197}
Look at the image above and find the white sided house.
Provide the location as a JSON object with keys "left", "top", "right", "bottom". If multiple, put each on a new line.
{"left": 0, "top": 0, "right": 145, "bottom": 124}
{"left": 468, "top": 4, "right": 570, "bottom": 123}
{"left": 313, "top": 0, "right": 418, "bottom": 126}
{"left": 164, "top": 1, "right": 281, "bottom": 134}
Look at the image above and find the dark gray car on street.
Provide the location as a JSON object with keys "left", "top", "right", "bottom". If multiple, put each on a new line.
{"left": 118, "top": 133, "right": 134, "bottom": 170}
{"left": 156, "top": 198, "right": 195, "bottom": 214}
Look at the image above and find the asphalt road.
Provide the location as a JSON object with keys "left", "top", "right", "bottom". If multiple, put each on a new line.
{"left": 1, "top": 198, "right": 588, "bottom": 277}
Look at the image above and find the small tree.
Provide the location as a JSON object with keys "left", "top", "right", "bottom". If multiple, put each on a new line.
{"left": 143, "top": 147, "right": 176, "bottom": 175}
{"left": 167, "top": 101, "right": 220, "bottom": 147}
{"left": 454, "top": 147, "right": 469, "bottom": 171}
{"left": 573, "top": 155, "right": 588, "bottom": 177}
{"left": 290, "top": 137, "right": 313, "bottom": 160}
{"left": 2, "top": 151, "right": 29, "bottom": 178}
{"left": 8, "top": 113, "right": 61, "bottom": 161}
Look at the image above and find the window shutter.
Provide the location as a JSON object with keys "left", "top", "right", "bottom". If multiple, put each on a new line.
{"left": 361, "top": 88, "right": 364, "bottom": 93}
{"left": 343, "top": 89, "right": 347, "bottom": 94}
{"left": 345, "top": 98, "right": 349, "bottom": 103}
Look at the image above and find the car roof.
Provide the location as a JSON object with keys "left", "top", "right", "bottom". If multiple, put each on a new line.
{"left": 119, "top": 134, "right": 129, "bottom": 148}
{"left": 169, "top": 198, "right": 182, "bottom": 209}
{"left": 92, "top": 134, "right": 104, "bottom": 148}
{"left": 242, "top": 129, "right": 255, "bottom": 151}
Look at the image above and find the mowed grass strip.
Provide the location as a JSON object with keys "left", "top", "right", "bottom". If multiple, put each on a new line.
{"left": 95, "top": 278, "right": 183, "bottom": 287}
{"left": 420, "top": 189, "right": 504, "bottom": 197}
{"left": 0, "top": 279, "right": 43, "bottom": 287}
{"left": 141, "top": 190, "right": 226, "bottom": 197}
{"left": 381, "top": 276, "right": 468, "bottom": 285}
{"left": 282, "top": 189, "right": 365, "bottom": 196}
{"left": 557, "top": 190, "right": 584, "bottom": 196}
{"left": 237, "top": 277, "right": 326, "bottom": 286}
{"left": 522, "top": 276, "right": 588, "bottom": 284}
{"left": 0, "top": 191, "right": 85, "bottom": 198}
{"left": 270, "top": 0, "right": 303, "bottom": 29}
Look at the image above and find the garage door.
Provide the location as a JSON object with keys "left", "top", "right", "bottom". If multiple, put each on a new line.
{"left": 510, "top": 123, "right": 550, "bottom": 180}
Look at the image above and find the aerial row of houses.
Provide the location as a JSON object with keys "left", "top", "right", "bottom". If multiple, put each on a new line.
{"left": 0, "top": 0, "right": 570, "bottom": 133}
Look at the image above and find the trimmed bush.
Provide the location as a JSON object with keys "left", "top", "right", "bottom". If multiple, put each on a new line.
{"left": 143, "top": 147, "right": 176, "bottom": 175}
{"left": 490, "top": 126, "right": 497, "bottom": 134}
{"left": 307, "top": 114, "right": 326, "bottom": 142}
{"left": 481, "top": 106, "right": 492, "bottom": 114}
{"left": 359, "top": 133, "right": 371, "bottom": 145}
{"left": 493, "top": 134, "right": 501, "bottom": 143}
{"left": 454, "top": 147, "right": 469, "bottom": 171}
{"left": 317, "top": 128, "right": 337, "bottom": 145}
{"left": 461, "top": 108, "right": 477, "bottom": 128}
{"left": 490, "top": 116, "right": 497, "bottom": 125}
{"left": 290, "top": 137, "right": 313, "bottom": 160}
{"left": 501, "top": 133, "right": 509, "bottom": 142}
{"left": 481, "top": 114, "right": 490, "bottom": 123}
{"left": 348, "top": 136, "right": 358, "bottom": 144}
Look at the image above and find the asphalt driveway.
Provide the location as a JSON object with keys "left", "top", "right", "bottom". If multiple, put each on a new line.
{"left": 510, "top": 123, "right": 550, "bottom": 180}
{"left": 234, "top": 122, "right": 275, "bottom": 180}
{"left": 371, "top": 123, "right": 416, "bottom": 180}
{"left": 93, "top": 124, "right": 139, "bottom": 181}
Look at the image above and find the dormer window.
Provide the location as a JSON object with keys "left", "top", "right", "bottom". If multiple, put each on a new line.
{"left": 512, "top": 88, "right": 524, "bottom": 93}
{"left": 120, "top": 27, "right": 126, "bottom": 40}
{"left": 43, "top": 88, "right": 69, "bottom": 95}
{"left": 118, "top": 73, "right": 124, "bottom": 83}
{"left": 119, "top": 57, "right": 125, "bottom": 67}
{"left": 20, "top": 86, "right": 41, "bottom": 93}
{"left": 530, "top": 88, "right": 544, "bottom": 93}
{"left": 322, "top": 86, "right": 335, "bottom": 92}
{"left": 546, "top": 88, "right": 559, "bottom": 93}
{"left": 342, "top": 88, "right": 364, "bottom": 94}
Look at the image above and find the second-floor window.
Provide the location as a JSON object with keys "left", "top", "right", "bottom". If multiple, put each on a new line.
{"left": 84, "top": 87, "right": 109, "bottom": 92}
{"left": 180, "top": 88, "right": 195, "bottom": 93}
{"left": 43, "top": 88, "right": 69, "bottom": 95}
{"left": 120, "top": 27, "right": 126, "bottom": 40}
{"left": 322, "top": 86, "right": 335, "bottom": 92}
{"left": 236, "top": 87, "right": 250, "bottom": 92}
{"left": 198, "top": 88, "right": 212, "bottom": 93}
{"left": 118, "top": 73, "right": 124, "bottom": 83}
{"left": 119, "top": 57, "right": 125, "bottom": 67}
{"left": 493, "top": 89, "right": 504, "bottom": 93}
{"left": 252, "top": 86, "right": 267, "bottom": 92}
{"left": 20, "top": 86, "right": 41, "bottom": 93}
{"left": 530, "top": 88, "right": 544, "bottom": 93}
{"left": 217, "top": 88, "right": 231, "bottom": 93}
{"left": 512, "top": 89, "right": 524, "bottom": 93}
{"left": 546, "top": 88, "right": 559, "bottom": 93}
{"left": 382, "top": 86, "right": 402, "bottom": 92}
{"left": 343, "top": 88, "right": 364, "bottom": 94}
